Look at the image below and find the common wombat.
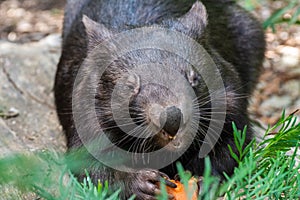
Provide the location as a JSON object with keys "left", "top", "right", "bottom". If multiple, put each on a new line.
{"left": 55, "top": 0, "right": 265, "bottom": 199}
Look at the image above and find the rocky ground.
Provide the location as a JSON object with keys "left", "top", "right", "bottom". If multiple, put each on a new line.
{"left": 0, "top": 0, "right": 299, "bottom": 198}
{"left": 249, "top": 14, "right": 300, "bottom": 141}
{"left": 250, "top": 2, "right": 300, "bottom": 128}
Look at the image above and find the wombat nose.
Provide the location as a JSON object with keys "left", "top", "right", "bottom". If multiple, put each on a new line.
{"left": 159, "top": 106, "right": 182, "bottom": 137}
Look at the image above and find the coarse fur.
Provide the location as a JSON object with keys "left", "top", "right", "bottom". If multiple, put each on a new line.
{"left": 55, "top": 0, "right": 265, "bottom": 199}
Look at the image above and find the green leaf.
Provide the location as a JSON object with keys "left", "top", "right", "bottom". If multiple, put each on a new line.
{"left": 228, "top": 144, "right": 240, "bottom": 163}
{"left": 263, "top": 1, "right": 297, "bottom": 29}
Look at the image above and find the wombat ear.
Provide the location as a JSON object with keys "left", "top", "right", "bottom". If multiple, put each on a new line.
{"left": 166, "top": 1, "right": 208, "bottom": 39}
{"left": 82, "top": 15, "right": 113, "bottom": 46}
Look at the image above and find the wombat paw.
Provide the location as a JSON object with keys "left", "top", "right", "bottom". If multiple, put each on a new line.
{"left": 129, "top": 169, "right": 176, "bottom": 200}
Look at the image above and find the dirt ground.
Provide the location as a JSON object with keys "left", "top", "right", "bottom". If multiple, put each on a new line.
{"left": 0, "top": 0, "right": 64, "bottom": 43}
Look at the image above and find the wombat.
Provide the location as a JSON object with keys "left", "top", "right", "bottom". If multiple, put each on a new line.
{"left": 54, "top": 0, "right": 265, "bottom": 199}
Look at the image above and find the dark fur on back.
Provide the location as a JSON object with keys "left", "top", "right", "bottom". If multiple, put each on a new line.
{"left": 55, "top": 0, "right": 265, "bottom": 199}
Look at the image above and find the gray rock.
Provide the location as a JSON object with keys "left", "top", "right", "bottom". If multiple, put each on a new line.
{"left": 282, "top": 80, "right": 300, "bottom": 99}
{"left": 278, "top": 46, "right": 300, "bottom": 68}
{"left": 260, "top": 95, "right": 292, "bottom": 115}
{"left": 0, "top": 34, "right": 66, "bottom": 157}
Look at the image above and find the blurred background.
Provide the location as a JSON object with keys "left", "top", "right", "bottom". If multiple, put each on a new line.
{"left": 0, "top": 0, "right": 64, "bottom": 42}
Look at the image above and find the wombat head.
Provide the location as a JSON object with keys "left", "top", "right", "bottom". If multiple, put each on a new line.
{"left": 78, "top": 2, "right": 214, "bottom": 154}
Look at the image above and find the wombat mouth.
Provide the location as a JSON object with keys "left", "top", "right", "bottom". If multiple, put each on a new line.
{"left": 146, "top": 103, "right": 187, "bottom": 150}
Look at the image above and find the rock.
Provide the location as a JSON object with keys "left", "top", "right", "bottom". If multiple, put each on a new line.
{"left": 16, "top": 21, "right": 33, "bottom": 33}
{"left": 282, "top": 80, "right": 300, "bottom": 99}
{"left": 39, "top": 33, "right": 61, "bottom": 49}
{"left": 260, "top": 95, "right": 292, "bottom": 115}
{"left": 277, "top": 46, "right": 300, "bottom": 68}
{"left": 279, "top": 31, "right": 289, "bottom": 41}
{"left": 0, "top": 34, "right": 65, "bottom": 157}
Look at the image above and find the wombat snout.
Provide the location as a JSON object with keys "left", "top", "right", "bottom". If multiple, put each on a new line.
{"left": 148, "top": 104, "right": 183, "bottom": 138}
{"left": 160, "top": 106, "right": 182, "bottom": 137}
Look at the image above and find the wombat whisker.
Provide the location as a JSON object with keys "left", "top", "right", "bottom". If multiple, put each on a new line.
{"left": 196, "top": 106, "right": 223, "bottom": 111}
{"left": 99, "top": 115, "right": 144, "bottom": 124}
{"left": 99, "top": 118, "right": 116, "bottom": 125}
{"left": 141, "top": 139, "right": 152, "bottom": 153}
{"left": 192, "top": 97, "right": 224, "bottom": 105}
{"left": 113, "top": 117, "right": 145, "bottom": 121}
{"left": 126, "top": 124, "right": 150, "bottom": 138}
{"left": 192, "top": 88, "right": 249, "bottom": 104}
{"left": 128, "top": 141, "right": 139, "bottom": 153}
{"left": 129, "top": 121, "right": 149, "bottom": 133}
{"left": 195, "top": 126, "right": 207, "bottom": 138}
{"left": 195, "top": 123, "right": 223, "bottom": 146}
{"left": 127, "top": 127, "right": 152, "bottom": 153}
{"left": 230, "top": 95, "right": 249, "bottom": 100}
{"left": 198, "top": 117, "right": 226, "bottom": 124}
{"left": 193, "top": 137, "right": 206, "bottom": 147}
{"left": 192, "top": 88, "right": 223, "bottom": 101}
{"left": 227, "top": 83, "right": 252, "bottom": 96}
{"left": 104, "top": 120, "right": 147, "bottom": 132}
{"left": 192, "top": 95, "right": 210, "bottom": 103}
{"left": 206, "top": 111, "right": 235, "bottom": 117}
{"left": 192, "top": 110, "right": 225, "bottom": 118}
{"left": 114, "top": 131, "right": 144, "bottom": 150}
{"left": 139, "top": 127, "right": 155, "bottom": 139}
{"left": 197, "top": 120, "right": 220, "bottom": 134}
{"left": 99, "top": 123, "right": 142, "bottom": 132}
{"left": 192, "top": 100, "right": 211, "bottom": 107}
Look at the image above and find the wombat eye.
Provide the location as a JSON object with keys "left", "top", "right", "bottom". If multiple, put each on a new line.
{"left": 125, "top": 73, "right": 140, "bottom": 95}
{"left": 186, "top": 70, "right": 200, "bottom": 87}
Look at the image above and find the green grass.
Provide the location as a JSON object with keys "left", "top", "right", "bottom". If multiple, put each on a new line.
{"left": 220, "top": 110, "right": 300, "bottom": 199}
{"left": 237, "top": 0, "right": 300, "bottom": 30}
{"left": 0, "top": 110, "right": 299, "bottom": 199}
